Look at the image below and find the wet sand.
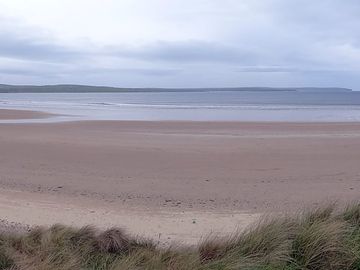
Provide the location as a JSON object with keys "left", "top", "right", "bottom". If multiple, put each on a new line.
{"left": 0, "top": 109, "right": 52, "bottom": 120}
{"left": 1, "top": 117, "right": 360, "bottom": 244}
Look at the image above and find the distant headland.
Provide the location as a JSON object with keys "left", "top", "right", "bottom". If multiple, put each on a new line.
{"left": 0, "top": 84, "right": 353, "bottom": 93}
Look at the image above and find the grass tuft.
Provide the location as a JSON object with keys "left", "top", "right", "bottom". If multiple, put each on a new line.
{"left": 198, "top": 235, "right": 226, "bottom": 262}
{"left": 97, "top": 228, "right": 130, "bottom": 254}
{"left": 342, "top": 203, "right": 360, "bottom": 227}
{"left": 291, "top": 220, "right": 353, "bottom": 269}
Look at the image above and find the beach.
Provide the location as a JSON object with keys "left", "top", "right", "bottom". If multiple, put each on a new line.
{"left": 1, "top": 109, "right": 360, "bottom": 244}
{"left": 0, "top": 108, "right": 53, "bottom": 120}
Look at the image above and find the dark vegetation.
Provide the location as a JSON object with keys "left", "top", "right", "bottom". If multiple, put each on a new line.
{"left": 0, "top": 84, "right": 352, "bottom": 93}
{"left": 1, "top": 203, "right": 360, "bottom": 269}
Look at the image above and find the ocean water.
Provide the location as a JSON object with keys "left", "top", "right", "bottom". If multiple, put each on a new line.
{"left": 1, "top": 90, "right": 360, "bottom": 122}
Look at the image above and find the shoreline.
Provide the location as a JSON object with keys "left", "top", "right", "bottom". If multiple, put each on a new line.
{"left": 3, "top": 106, "right": 360, "bottom": 123}
{"left": 0, "top": 108, "right": 55, "bottom": 120}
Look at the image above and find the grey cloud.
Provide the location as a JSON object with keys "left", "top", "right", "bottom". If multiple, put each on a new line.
{"left": 118, "top": 68, "right": 181, "bottom": 76}
{"left": 68, "top": 67, "right": 182, "bottom": 77}
{"left": 0, "top": 67, "right": 43, "bottom": 76}
{"left": 111, "top": 41, "right": 257, "bottom": 64}
{"left": 0, "top": 64, "right": 181, "bottom": 79}
{"left": 1, "top": 1, "right": 360, "bottom": 88}
{"left": 236, "top": 66, "right": 299, "bottom": 73}
{"left": 0, "top": 31, "right": 82, "bottom": 62}
{"left": 235, "top": 66, "right": 353, "bottom": 73}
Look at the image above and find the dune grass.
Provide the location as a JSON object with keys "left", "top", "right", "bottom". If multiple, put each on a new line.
{"left": 1, "top": 203, "right": 360, "bottom": 269}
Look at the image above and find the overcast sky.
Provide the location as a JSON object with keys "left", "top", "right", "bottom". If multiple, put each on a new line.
{"left": 0, "top": 0, "right": 359, "bottom": 89}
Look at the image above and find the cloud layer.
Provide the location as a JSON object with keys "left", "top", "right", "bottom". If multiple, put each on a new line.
{"left": 0, "top": 0, "right": 359, "bottom": 88}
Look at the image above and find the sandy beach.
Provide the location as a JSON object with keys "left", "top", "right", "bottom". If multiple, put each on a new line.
{"left": 1, "top": 109, "right": 360, "bottom": 244}
{"left": 0, "top": 109, "right": 52, "bottom": 120}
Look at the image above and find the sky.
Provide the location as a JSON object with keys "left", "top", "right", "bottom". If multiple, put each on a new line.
{"left": 0, "top": 0, "right": 359, "bottom": 89}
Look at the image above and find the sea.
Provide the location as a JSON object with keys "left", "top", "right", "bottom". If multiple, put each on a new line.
{"left": 1, "top": 90, "right": 360, "bottom": 122}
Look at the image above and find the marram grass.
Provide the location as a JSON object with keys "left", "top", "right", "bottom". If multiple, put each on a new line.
{"left": 1, "top": 203, "right": 360, "bottom": 270}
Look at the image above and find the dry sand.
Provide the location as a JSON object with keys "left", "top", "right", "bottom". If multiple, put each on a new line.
{"left": 1, "top": 110, "right": 360, "bottom": 244}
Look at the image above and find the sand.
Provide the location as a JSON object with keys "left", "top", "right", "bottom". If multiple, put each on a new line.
{"left": 1, "top": 113, "right": 360, "bottom": 244}
{"left": 0, "top": 109, "right": 52, "bottom": 120}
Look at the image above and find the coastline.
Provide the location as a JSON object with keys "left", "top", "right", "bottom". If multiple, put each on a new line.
{"left": 0, "top": 108, "right": 54, "bottom": 120}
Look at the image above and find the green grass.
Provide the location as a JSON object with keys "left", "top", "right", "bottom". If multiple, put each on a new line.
{"left": 1, "top": 203, "right": 360, "bottom": 269}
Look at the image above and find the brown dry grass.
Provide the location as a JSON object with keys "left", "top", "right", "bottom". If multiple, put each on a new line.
{"left": 1, "top": 203, "right": 360, "bottom": 269}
